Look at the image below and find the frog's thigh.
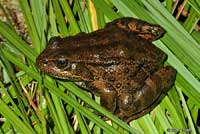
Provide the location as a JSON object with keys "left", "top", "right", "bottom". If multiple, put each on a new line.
{"left": 118, "top": 66, "right": 176, "bottom": 122}
{"left": 135, "top": 66, "right": 176, "bottom": 111}
{"left": 146, "top": 66, "right": 176, "bottom": 94}
{"left": 86, "top": 81, "right": 117, "bottom": 113}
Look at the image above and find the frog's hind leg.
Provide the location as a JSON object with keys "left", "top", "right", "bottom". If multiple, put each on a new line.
{"left": 118, "top": 66, "right": 176, "bottom": 123}
{"left": 86, "top": 81, "right": 117, "bottom": 113}
{"left": 105, "top": 17, "right": 165, "bottom": 41}
{"left": 124, "top": 95, "right": 165, "bottom": 123}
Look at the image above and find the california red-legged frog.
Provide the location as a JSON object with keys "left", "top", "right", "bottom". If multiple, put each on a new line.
{"left": 36, "top": 17, "right": 176, "bottom": 122}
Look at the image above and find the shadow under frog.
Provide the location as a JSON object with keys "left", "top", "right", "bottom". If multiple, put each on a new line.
{"left": 36, "top": 17, "right": 176, "bottom": 123}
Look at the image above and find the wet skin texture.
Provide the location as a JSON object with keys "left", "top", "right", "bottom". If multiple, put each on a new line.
{"left": 36, "top": 17, "right": 176, "bottom": 123}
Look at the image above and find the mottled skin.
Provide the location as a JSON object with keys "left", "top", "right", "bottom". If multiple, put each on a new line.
{"left": 36, "top": 17, "right": 176, "bottom": 122}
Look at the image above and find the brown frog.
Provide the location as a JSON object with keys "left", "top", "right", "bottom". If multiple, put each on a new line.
{"left": 36, "top": 17, "right": 176, "bottom": 122}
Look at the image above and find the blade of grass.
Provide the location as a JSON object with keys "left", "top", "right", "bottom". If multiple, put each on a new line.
{"left": 59, "top": 0, "right": 80, "bottom": 34}
{"left": 188, "top": 0, "right": 200, "bottom": 15}
{"left": 183, "top": 8, "right": 199, "bottom": 33}
{"left": 74, "top": 0, "right": 91, "bottom": 32}
{"left": 18, "top": 0, "right": 41, "bottom": 54}
{"left": 44, "top": 90, "right": 66, "bottom": 133}
{"left": 51, "top": 93, "right": 72, "bottom": 134}
{"left": 0, "top": 48, "right": 30, "bottom": 122}
{"left": 111, "top": 0, "right": 151, "bottom": 20}
{"left": 46, "top": 77, "right": 73, "bottom": 134}
{"left": 176, "top": 88, "right": 197, "bottom": 134}
{"left": 29, "top": 0, "right": 48, "bottom": 51}
{"left": 0, "top": 99, "right": 36, "bottom": 134}
{"left": 166, "top": 0, "right": 173, "bottom": 12}
{"left": 70, "top": 94, "right": 91, "bottom": 134}
{"left": 91, "top": 0, "right": 119, "bottom": 20}
{"left": 137, "top": 115, "right": 159, "bottom": 134}
{"left": 51, "top": 0, "right": 69, "bottom": 36}
{"left": 151, "top": 106, "right": 172, "bottom": 133}
{"left": 0, "top": 20, "right": 36, "bottom": 61}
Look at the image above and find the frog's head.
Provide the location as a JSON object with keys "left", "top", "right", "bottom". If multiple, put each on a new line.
{"left": 36, "top": 37, "right": 93, "bottom": 82}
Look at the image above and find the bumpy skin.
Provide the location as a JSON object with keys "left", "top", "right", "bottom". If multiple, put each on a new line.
{"left": 36, "top": 17, "right": 176, "bottom": 122}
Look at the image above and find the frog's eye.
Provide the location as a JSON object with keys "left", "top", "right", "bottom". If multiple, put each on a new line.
{"left": 56, "top": 58, "right": 70, "bottom": 69}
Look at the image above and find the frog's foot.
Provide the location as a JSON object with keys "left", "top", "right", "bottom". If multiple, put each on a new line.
{"left": 117, "top": 101, "right": 160, "bottom": 123}
{"left": 116, "top": 66, "right": 176, "bottom": 123}
{"left": 105, "top": 17, "right": 165, "bottom": 41}
{"left": 86, "top": 81, "right": 117, "bottom": 113}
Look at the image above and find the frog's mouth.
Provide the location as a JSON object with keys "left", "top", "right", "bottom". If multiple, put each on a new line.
{"left": 48, "top": 71, "right": 84, "bottom": 81}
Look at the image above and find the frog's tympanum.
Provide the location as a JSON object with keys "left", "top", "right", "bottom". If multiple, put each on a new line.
{"left": 36, "top": 17, "right": 176, "bottom": 123}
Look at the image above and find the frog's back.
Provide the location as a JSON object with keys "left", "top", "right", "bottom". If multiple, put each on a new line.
{"left": 44, "top": 29, "right": 166, "bottom": 65}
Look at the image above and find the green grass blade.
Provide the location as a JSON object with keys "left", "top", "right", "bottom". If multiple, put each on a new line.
{"left": 51, "top": 0, "right": 69, "bottom": 36}
{"left": 0, "top": 21, "right": 36, "bottom": 61}
{"left": 18, "top": 0, "right": 41, "bottom": 54}
{"left": 0, "top": 99, "right": 36, "bottom": 134}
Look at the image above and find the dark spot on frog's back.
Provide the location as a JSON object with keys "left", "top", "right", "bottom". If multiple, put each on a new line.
{"left": 36, "top": 17, "right": 176, "bottom": 123}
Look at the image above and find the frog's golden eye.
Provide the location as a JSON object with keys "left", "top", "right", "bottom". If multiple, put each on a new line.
{"left": 56, "top": 58, "right": 70, "bottom": 69}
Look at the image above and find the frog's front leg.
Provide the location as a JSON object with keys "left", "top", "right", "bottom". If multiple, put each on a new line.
{"left": 86, "top": 81, "right": 117, "bottom": 113}
{"left": 105, "top": 17, "right": 165, "bottom": 41}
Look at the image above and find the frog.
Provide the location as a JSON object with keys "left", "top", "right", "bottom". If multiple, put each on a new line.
{"left": 36, "top": 17, "right": 176, "bottom": 123}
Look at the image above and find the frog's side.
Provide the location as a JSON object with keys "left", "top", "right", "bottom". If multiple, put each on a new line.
{"left": 36, "top": 17, "right": 176, "bottom": 122}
